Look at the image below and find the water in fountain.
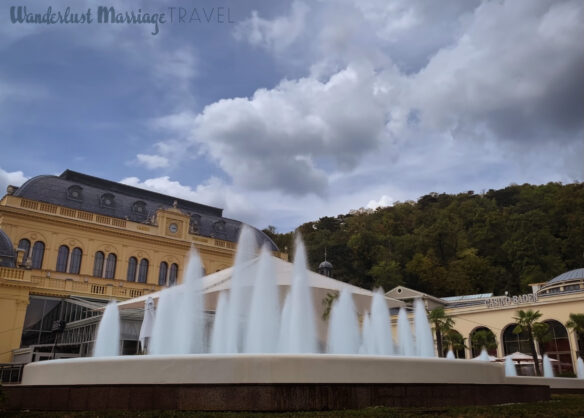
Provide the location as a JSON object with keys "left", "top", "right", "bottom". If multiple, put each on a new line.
{"left": 446, "top": 349, "right": 455, "bottom": 359}
{"left": 150, "top": 247, "right": 204, "bottom": 354}
{"left": 245, "top": 245, "right": 280, "bottom": 353}
{"left": 577, "top": 357, "right": 584, "bottom": 379}
{"left": 280, "top": 236, "right": 318, "bottom": 353}
{"left": 359, "top": 313, "right": 373, "bottom": 354}
{"left": 130, "top": 227, "right": 440, "bottom": 357}
{"left": 397, "top": 307, "right": 415, "bottom": 356}
{"left": 93, "top": 302, "right": 120, "bottom": 357}
{"left": 226, "top": 226, "right": 257, "bottom": 353}
{"left": 366, "top": 290, "right": 394, "bottom": 355}
{"left": 543, "top": 354, "right": 554, "bottom": 378}
{"left": 505, "top": 356, "right": 517, "bottom": 376}
{"left": 478, "top": 347, "right": 490, "bottom": 361}
{"left": 210, "top": 291, "right": 229, "bottom": 353}
{"left": 414, "top": 299, "right": 435, "bottom": 357}
{"left": 327, "top": 288, "right": 360, "bottom": 354}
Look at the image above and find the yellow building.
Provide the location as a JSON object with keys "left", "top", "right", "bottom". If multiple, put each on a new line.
{"left": 387, "top": 269, "right": 584, "bottom": 375}
{"left": 0, "top": 170, "right": 282, "bottom": 363}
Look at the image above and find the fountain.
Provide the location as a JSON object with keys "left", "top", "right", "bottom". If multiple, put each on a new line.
{"left": 8, "top": 227, "right": 583, "bottom": 411}
{"left": 92, "top": 302, "right": 120, "bottom": 357}
{"left": 578, "top": 357, "right": 584, "bottom": 379}
{"left": 543, "top": 354, "right": 555, "bottom": 378}
{"left": 505, "top": 356, "right": 517, "bottom": 377}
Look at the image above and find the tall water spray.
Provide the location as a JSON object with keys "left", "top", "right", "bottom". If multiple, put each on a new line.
{"left": 150, "top": 247, "right": 205, "bottom": 354}
{"left": 225, "top": 226, "right": 257, "bottom": 353}
{"left": 327, "top": 288, "right": 360, "bottom": 354}
{"left": 245, "top": 246, "right": 280, "bottom": 353}
{"left": 397, "top": 308, "right": 415, "bottom": 356}
{"left": 478, "top": 347, "right": 490, "bottom": 361}
{"left": 414, "top": 298, "right": 435, "bottom": 357}
{"left": 210, "top": 291, "right": 229, "bottom": 353}
{"left": 577, "top": 357, "right": 584, "bottom": 379}
{"left": 280, "top": 235, "right": 317, "bottom": 353}
{"left": 446, "top": 349, "right": 455, "bottom": 359}
{"left": 543, "top": 354, "right": 554, "bottom": 378}
{"left": 359, "top": 313, "right": 374, "bottom": 354}
{"left": 93, "top": 302, "right": 120, "bottom": 357}
{"left": 505, "top": 356, "right": 517, "bottom": 376}
{"left": 368, "top": 290, "right": 393, "bottom": 355}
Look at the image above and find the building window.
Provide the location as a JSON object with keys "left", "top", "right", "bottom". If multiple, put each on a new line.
{"left": 67, "top": 185, "right": 83, "bottom": 201}
{"left": 158, "top": 262, "right": 168, "bottom": 286}
{"left": 541, "top": 320, "right": 572, "bottom": 375}
{"left": 56, "top": 245, "right": 69, "bottom": 272}
{"left": 93, "top": 251, "right": 105, "bottom": 277}
{"left": 502, "top": 324, "right": 531, "bottom": 356}
{"left": 105, "top": 253, "right": 117, "bottom": 279}
{"left": 138, "top": 258, "right": 149, "bottom": 283}
{"left": 127, "top": 257, "right": 137, "bottom": 282}
{"left": 69, "top": 247, "right": 82, "bottom": 274}
{"left": 31, "top": 241, "right": 45, "bottom": 269}
{"left": 470, "top": 327, "right": 497, "bottom": 357}
{"left": 169, "top": 263, "right": 178, "bottom": 286}
{"left": 18, "top": 238, "right": 31, "bottom": 265}
{"left": 100, "top": 193, "right": 115, "bottom": 208}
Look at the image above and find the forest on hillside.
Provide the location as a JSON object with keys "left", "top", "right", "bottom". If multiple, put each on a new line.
{"left": 263, "top": 183, "right": 584, "bottom": 297}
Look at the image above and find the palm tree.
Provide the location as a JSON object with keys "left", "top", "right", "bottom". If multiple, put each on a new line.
{"left": 565, "top": 313, "right": 584, "bottom": 356}
{"left": 513, "top": 309, "right": 543, "bottom": 376}
{"left": 428, "top": 307, "right": 454, "bottom": 357}
{"left": 471, "top": 329, "right": 497, "bottom": 356}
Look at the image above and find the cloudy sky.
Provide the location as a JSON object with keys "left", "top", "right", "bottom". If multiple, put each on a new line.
{"left": 1, "top": 0, "right": 582, "bottom": 232}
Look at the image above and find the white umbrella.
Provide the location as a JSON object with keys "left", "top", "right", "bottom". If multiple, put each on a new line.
{"left": 138, "top": 296, "right": 155, "bottom": 353}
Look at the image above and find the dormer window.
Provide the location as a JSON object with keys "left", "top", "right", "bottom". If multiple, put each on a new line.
{"left": 190, "top": 214, "right": 201, "bottom": 233}
{"left": 100, "top": 193, "right": 115, "bottom": 208}
{"left": 131, "top": 201, "right": 147, "bottom": 220}
{"left": 213, "top": 220, "right": 225, "bottom": 233}
{"left": 67, "top": 185, "right": 83, "bottom": 202}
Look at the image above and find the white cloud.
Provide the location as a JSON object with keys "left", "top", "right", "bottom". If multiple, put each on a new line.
{"left": 119, "top": 175, "right": 260, "bottom": 225}
{"left": 233, "top": 1, "right": 310, "bottom": 53}
{"left": 0, "top": 167, "right": 28, "bottom": 197}
{"left": 366, "top": 195, "right": 393, "bottom": 210}
{"left": 136, "top": 154, "right": 170, "bottom": 169}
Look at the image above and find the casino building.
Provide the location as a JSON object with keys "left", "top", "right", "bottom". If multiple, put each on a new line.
{"left": 0, "top": 170, "right": 283, "bottom": 363}
{"left": 387, "top": 268, "right": 584, "bottom": 375}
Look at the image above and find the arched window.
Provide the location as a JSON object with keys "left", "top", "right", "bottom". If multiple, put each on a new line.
{"left": 56, "top": 245, "right": 69, "bottom": 272}
{"left": 502, "top": 324, "right": 531, "bottom": 355}
{"left": 100, "top": 193, "right": 115, "bottom": 208}
{"left": 67, "top": 185, "right": 83, "bottom": 201}
{"left": 169, "top": 263, "right": 178, "bottom": 286}
{"left": 127, "top": 257, "right": 137, "bottom": 282}
{"left": 470, "top": 327, "right": 498, "bottom": 357}
{"left": 541, "top": 320, "right": 572, "bottom": 375}
{"left": 137, "top": 258, "right": 149, "bottom": 283}
{"left": 105, "top": 253, "right": 117, "bottom": 279}
{"left": 69, "top": 247, "right": 82, "bottom": 274}
{"left": 31, "top": 241, "right": 45, "bottom": 269}
{"left": 158, "top": 262, "right": 168, "bottom": 286}
{"left": 18, "top": 238, "right": 31, "bottom": 264}
{"left": 93, "top": 251, "right": 105, "bottom": 277}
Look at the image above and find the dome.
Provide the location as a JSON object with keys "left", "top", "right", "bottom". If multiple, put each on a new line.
{"left": 319, "top": 260, "right": 333, "bottom": 269}
{"left": 545, "top": 268, "right": 584, "bottom": 287}
{"left": 0, "top": 228, "right": 16, "bottom": 267}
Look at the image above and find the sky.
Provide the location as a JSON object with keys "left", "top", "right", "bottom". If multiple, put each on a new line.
{"left": 1, "top": 0, "right": 583, "bottom": 232}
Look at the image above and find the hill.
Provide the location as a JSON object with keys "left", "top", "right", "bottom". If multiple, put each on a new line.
{"left": 263, "top": 182, "right": 584, "bottom": 297}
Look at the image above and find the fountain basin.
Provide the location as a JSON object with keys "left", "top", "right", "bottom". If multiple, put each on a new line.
{"left": 3, "top": 355, "right": 561, "bottom": 411}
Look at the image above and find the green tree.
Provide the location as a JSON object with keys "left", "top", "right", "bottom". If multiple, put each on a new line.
{"left": 428, "top": 307, "right": 454, "bottom": 357}
{"left": 321, "top": 291, "right": 339, "bottom": 321}
{"left": 513, "top": 309, "right": 543, "bottom": 376}
{"left": 565, "top": 313, "right": 584, "bottom": 356}
{"left": 471, "top": 329, "right": 498, "bottom": 356}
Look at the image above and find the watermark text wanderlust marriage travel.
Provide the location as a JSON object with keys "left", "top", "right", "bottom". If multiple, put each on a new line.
{"left": 9, "top": 5, "right": 235, "bottom": 35}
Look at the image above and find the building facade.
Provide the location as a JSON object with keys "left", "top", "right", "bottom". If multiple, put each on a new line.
{"left": 387, "top": 268, "right": 584, "bottom": 375}
{"left": 0, "top": 170, "right": 283, "bottom": 362}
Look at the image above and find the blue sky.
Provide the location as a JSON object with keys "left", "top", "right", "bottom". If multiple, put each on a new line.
{"left": 1, "top": 0, "right": 583, "bottom": 232}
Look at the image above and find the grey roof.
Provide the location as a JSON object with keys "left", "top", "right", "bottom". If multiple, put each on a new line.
{"left": 13, "top": 170, "right": 278, "bottom": 251}
{"left": 0, "top": 227, "right": 16, "bottom": 267}
{"left": 441, "top": 293, "right": 493, "bottom": 302}
{"left": 319, "top": 260, "right": 333, "bottom": 269}
{"left": 544, "top": 268, "right": 584, "bottom": 287}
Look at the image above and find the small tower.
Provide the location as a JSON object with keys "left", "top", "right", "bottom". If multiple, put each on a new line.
{"left": 318, "top": 248, "right": 333, "bottom": 277}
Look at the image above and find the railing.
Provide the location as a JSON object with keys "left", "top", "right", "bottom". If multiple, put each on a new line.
{"left": 0, "top": 363, "right": 25, "bottom": 384}
{"left": 0, "top": 267, "right": 26, "bottom": 280}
